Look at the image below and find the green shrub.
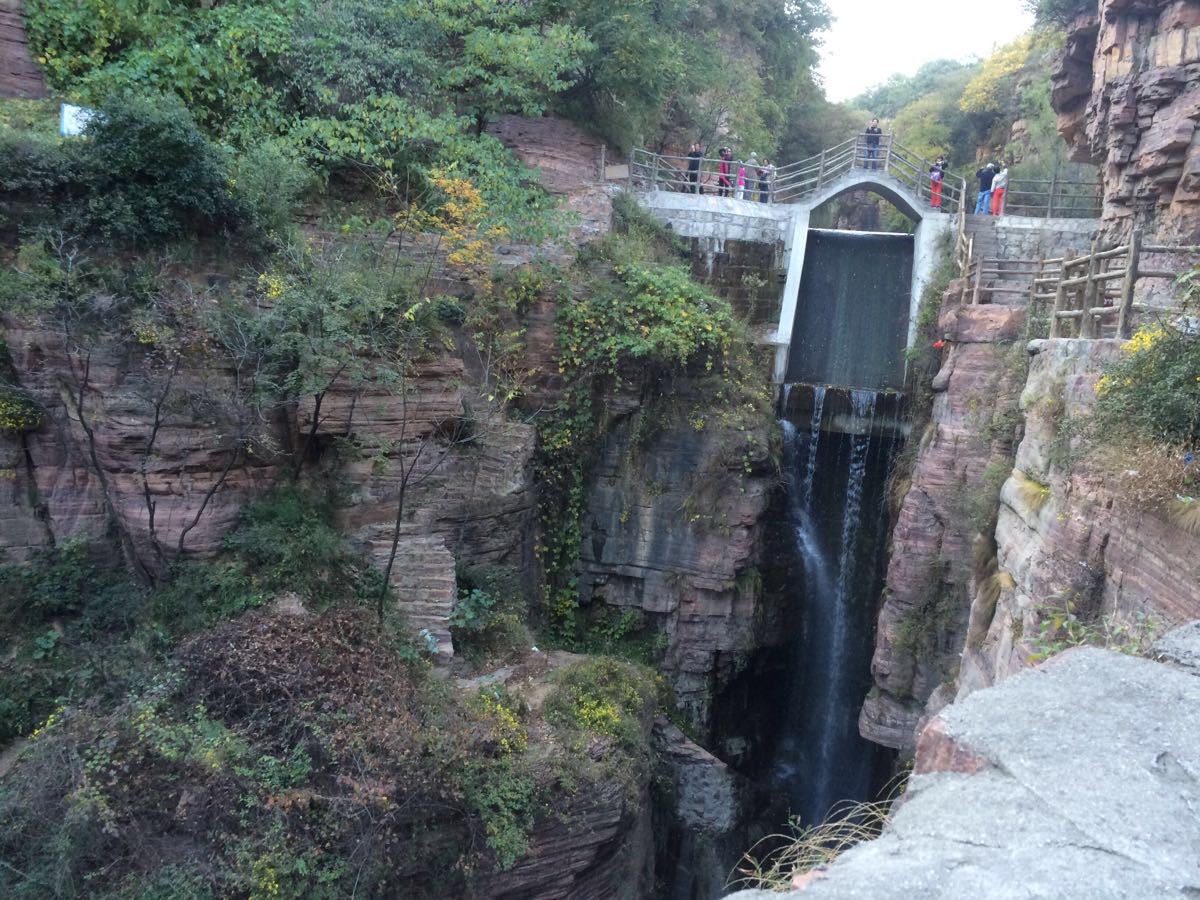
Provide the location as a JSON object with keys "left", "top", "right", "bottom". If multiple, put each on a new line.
{"left": 0, "top": 538, "right": 138, "bottom": 626}
{"left": 222, "top": 484, "right": 351, "bottom": 607}
{"left": 0, "top": 127, "right": 79, "bottom": 197}
{"left": 459, "top": 755, "right": 537, "bottom": 870}
{"left": 150, "top": 559, "right": 264, "bottom": 635}
{"left": 80, "top": 95, "right": 239, "bottom": 244}
{"left": 451, "top": 566, "right": 530, "bottom": 663}
{"left": 230, "top": 139, "right": 313, "bottom": 235}
{"left": 0, "top": 382, "right": 43, "bottom": 433}
{"left": 1024, "top": 0, "right": 1094, "bottom": 26}
{"left": 544, "top": 657, "right": 656, "bottom": 746}
{"left": 1091, "top": 321, "right": 1200, "bottom": 448}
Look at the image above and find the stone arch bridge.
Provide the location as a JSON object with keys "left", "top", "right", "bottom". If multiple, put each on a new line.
{"left": 628, "top": 138, "right": 1098, "bottom": 385}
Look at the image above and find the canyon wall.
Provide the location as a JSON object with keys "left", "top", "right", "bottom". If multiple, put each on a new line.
{"left": 1053, "top": 0, "right": 1200, "bottom": 243}
{"left": 859, "top": 295, "right": 1029, "bottom": 750}
{"left": 956, "top": 337, "right": 1200, "bottom": 696}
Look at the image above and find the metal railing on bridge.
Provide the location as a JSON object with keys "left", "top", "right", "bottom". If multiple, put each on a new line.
{"left": 629, "top": 135, "right": 969, "bottom": 213}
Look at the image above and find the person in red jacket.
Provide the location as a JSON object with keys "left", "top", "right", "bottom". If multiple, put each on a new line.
{"left": 717, "top": 148, "right": 733, "bottom": 197}
{"left": 929, "top": 155, "right": 947, "bottom": 210}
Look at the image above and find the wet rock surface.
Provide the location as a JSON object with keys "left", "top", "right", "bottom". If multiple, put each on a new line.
{"left": 731, "top": 639, "right": 1200, "bottom": 899}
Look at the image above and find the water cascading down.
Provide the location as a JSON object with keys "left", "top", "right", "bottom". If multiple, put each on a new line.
{"left": 771, "top": 227, "right": 912, "bottom": 825}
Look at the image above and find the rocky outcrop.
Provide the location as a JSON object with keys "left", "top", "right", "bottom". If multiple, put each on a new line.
{"left": 579, "top": 399, "right": 775, "bottom": 731}
{"left": 654, "top": 719, "right": 753, "bottom": 899}
{"left": 955, "top": 337, "right": 1200, "bottom": 696}
{"left": 860, "top": 298, "right": 1028, "bottom": 751}
{"left": 1052, "top": 1, "right": 1200, "bottom": 242}
{"left": 0, "top": 0, "right": 47, "bottom": 99}
{"left": 486, "top": 114, "right": 615, "bottom": 246}
{"left": 1, "top": 319, "right": 288, "bottom": 563}
{"left": 730, "top": 636, "right": 1200, "bottom": 899}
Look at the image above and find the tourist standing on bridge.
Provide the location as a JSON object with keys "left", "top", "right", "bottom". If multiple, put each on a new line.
{"left": 717, "top": 148, "right": 732, "bottom": 197}
{"left": 864, "top": 118, "right": 882, "bottom": 169}
{"left": 929, "top": 156, "right": 946, "bottom": 210}
{"left": 687, "top": 144, "right": 703, "bottom": 194}
{"left": 736, "top": 156, "right": 749, "bottom": 200}
{"left": 758, "top": 158, "right": 773, "bottom": 202}
{"left": 975, "top": 163, "right": 996, "bottom": 214}
{"left": 991, "top": 163, "right": 1008, "bottom": 215}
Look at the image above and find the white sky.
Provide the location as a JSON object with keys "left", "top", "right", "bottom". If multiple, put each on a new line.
{"left": 818, "top": 0, "right": 1036, "bottom": 103}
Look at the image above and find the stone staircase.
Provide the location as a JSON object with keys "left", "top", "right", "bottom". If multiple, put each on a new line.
{"left": 963, "top": 213, "right": 1099, "bottom": 305}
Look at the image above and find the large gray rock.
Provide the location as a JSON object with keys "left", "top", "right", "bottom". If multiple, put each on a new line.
{"left": 729, "top": 647, "right": 1200, "bottom": 899}
{"left": 1153, "top": 620, "right": 1200, "bottom": 673}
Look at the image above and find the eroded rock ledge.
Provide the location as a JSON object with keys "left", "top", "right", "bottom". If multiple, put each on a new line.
{"left": 731, "top": 628, "right": 1200, "bottom": 899}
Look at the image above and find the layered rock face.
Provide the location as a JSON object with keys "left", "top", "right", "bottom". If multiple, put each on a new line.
{"left": 956, "top": 337, "right": 1200, "bottom": 696}
{"left": 859, "top": 295, "right": 1029, "bottom": 751}
{"left": 0, "top": 0, "right": 47, "bottom": 99}
{"left": 730, "top": 632, "right": 1200, "bottom": 899}
{"left": 0, "top": 319, "right": 289, "bottom": 564}
{"left": 578, "top": 397, "right": 776, "bottom": 731}
{"left": 1052, "top": 0, "right": 1200, "bottom": 242}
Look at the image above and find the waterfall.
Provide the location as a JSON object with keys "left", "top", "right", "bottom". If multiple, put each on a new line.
{"left": 773, "top": 385, "right": 898, "bottom": 827}
{"left": 785, "top": 230, "right": 914, "bottom": 390}
{"left": 801, "top": 385, "right": 826, "bottom": 506}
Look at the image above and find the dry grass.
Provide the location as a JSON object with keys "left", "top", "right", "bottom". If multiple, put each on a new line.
{"left": 729, "top": 797, "right": 894, "bottom": 892}
{"left": 1087, "top": 439, "right": 1198, "bottom": 520}
{"left": 1170, "top": 498, "right": 1200, "bottom": 536}
{"left": 1010, "top": 468, "right": 1051, "bottom": 514}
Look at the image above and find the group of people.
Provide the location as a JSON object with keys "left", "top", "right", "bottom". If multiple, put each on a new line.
{"left": 686, "top": 144, "right": 775, "bottom": 202}
{"left": 974, "top": 161, "right": 1009, "bottom": 215}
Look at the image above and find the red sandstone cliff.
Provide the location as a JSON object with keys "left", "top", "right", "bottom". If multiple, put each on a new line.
{"left": 1052, "top": 0, "right": 1200, "bottom": 242}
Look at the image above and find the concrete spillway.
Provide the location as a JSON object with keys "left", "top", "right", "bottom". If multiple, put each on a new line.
{"left": 785, "top": 230, "right": 914, "bottom": 391}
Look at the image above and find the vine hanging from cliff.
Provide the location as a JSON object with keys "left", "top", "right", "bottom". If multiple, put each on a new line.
{"left": 536, "top": 203, "right": 743, "bottom": 640}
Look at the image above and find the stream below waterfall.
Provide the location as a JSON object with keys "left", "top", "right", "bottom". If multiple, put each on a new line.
{"left": 771, "top": 384, "right": 903, "bottom": 826}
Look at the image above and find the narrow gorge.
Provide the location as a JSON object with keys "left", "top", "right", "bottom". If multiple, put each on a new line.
{"left": 1, "top": 0, "right": 1199, "bottom": 897}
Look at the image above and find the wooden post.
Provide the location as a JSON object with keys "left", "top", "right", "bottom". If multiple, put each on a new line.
{"left": 972, "top": 259, "right": 984, "bottom": 305}
{"left": 1117, "top": 228, "right": 1142, "bottom": 339}
{"left": 1079, "top": 240, "right": 1100, "bottom": 338}
{"left": 1047, "top": 174, "right": 1057, "bottom": 218}
{"left": 1049, "top": 259, "right": 1068, "bottom": 339}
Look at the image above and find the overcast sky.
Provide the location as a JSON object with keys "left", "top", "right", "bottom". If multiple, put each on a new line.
{"left": 817, "top": 0, "right": 1036, "bottom": 103}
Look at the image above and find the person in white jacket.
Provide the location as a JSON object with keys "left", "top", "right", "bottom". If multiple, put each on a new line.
{"left": 991, "top": 163, "right": 1009, "bottom": 215}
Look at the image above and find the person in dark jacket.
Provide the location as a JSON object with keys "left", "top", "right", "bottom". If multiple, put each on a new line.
{"left": 864, "top": 118, "right": 882, "bottom": 169}
{"left": 975, "top": 163, "right": 996, "bottom": 213}
{"left": 687, "top": 143, "right": 703, "bottom": 194}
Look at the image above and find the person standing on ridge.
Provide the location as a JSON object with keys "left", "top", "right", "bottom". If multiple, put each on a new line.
{"left": 991, "top": 162, "right": 1008, "bottom": 215}
{"left": 975, "top": 163, "right": 996, "bottom": 214}
{"left": 687, "top": 143, "right": 703, "bottom": 194}
{"left": 864, "top": 118, "right": 882, "bottom": 169}
{"left": 929, "top": 155, "right": 947, "bottom": 210}
{"left": 717, "top": 148, "right": 732, "bottom": 197}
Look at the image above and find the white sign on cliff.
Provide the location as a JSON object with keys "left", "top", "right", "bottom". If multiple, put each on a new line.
{"left": 59, "top": 104, "right": 95, "bottom": 137}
